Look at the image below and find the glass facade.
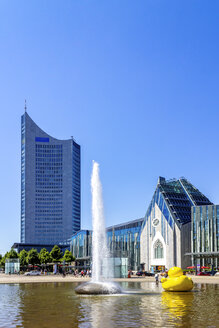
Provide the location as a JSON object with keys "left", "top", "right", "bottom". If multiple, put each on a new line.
{"left": 107, "top": 219, "right": 143, "bottom": 270}
{"left": 70, "top": 177, "right": 213, "bottom": 272}
{"left": 142, "top": 177, "right": 212, "bottom": 233}
{"left": 191, "top": 205, "right": 219, "bottom": 267}
{"left": 35, "top": 143, "right": 63, "bottom": 243}
{"left": 70, "top": 218, "right": 143, "bottom": 271}
{"left": 103, "top": 258, "right": 128, "bottom": 278}
{"left": 72, "top": 142, "right": 81, "bottom": 234}
{"left": 5, "top": 259, "right": 20, "bottom": 274}
{"left": 12, "top": 242, "right": 69, "bottom": 253}
{"left": 21, "top": 115, "right": 26, "bottom": 242}
{"left": 71, "top": 230, "right": 92, "bottom": 260}
{"left": 141, "top": 185, "right": 174, "bottom": 244}
{"left": 140, "top": 176, "right": 213, "bottom": 271}
{"left": 21, "top": 112, "right": 81, "bottom": 244}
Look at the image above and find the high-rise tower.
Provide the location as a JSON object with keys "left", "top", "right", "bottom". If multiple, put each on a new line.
{"left": 21, "top": 112, "right": 81, "bottom": 244}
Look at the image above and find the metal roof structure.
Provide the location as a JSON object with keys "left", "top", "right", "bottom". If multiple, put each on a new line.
{"left": 142, "top": 177, "right": 212, "bottom": 229}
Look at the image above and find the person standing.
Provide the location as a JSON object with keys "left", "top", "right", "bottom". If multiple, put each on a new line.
{"left": 155, "top": 273, "right": 159, "bottom": 285}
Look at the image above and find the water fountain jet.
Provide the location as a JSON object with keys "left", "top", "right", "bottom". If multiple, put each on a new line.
{"left": 75, "top": 161, "right": 122, "bottom": 295}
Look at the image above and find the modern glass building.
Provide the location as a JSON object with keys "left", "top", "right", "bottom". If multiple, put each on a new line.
{"left": 21, "top": 112, "right": 81, "bottom": 244}
{"left": 191, "top": 205, "right": 219, "bottom": 268}
{"left": 140, "top": 177, "right": 212, "bottom": 271}
{"left": 70, "top": 230, "right": 92, "bottom": 269}
{"left": 107, "top": 218, "right": 143, "bottom": 270}
{"left": 70, "top": 176, "right": 213, "bottom": 273}
{"left": 70, "top": 218, "right": 143, "bottom": 271}
{"left": 12, "top": 242, "right": 70, "bottom": 254}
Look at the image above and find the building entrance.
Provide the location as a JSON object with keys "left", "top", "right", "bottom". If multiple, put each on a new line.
{"left": 151, "top": 265, "right": 165, "bottom": 273}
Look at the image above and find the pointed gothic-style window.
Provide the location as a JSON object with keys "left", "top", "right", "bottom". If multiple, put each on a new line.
{"left": 154, "top": 240, "right": 163, "bottom": 259}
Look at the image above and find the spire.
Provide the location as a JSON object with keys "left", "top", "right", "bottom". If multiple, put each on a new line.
{"left": 24, "top": 99, "right": 27, "bottom": 112}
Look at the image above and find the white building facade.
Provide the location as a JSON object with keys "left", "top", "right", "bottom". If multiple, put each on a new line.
{"left": 140, "top": 177, "right": 212, "bottom": 271}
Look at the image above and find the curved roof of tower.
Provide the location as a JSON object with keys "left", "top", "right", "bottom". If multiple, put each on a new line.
{"left": 142, "top": 177, "right": 213, "bottom": 229}
{"left": 24, "top": 112, "right": 79, "bottom": 144}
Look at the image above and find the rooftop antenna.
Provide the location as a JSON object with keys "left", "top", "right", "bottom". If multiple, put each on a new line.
{"left": 24, "top": 99, "right": 27, "bottom": 112}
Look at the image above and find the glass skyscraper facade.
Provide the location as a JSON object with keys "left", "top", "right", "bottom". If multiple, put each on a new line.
{"left": 191, "top": 205, "right": 219, "bottom": 268}
{"left": 21, "top": 112, "right": 81, "bottom": 244}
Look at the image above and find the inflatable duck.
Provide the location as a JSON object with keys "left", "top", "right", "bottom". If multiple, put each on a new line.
{"left": 161, "top": 267, "right": 193, "bottom": 292}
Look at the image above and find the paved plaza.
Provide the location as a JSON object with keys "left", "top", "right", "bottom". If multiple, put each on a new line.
{"left": 0, "top": 274, "right": 218, "bottom": 284}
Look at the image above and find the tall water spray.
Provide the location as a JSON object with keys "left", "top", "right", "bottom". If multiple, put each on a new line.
{"left": 91, "top": 161, "right": 111, "bottom": 281}
{"left": 75, "top": 161, "right": 121, "bottom": 294}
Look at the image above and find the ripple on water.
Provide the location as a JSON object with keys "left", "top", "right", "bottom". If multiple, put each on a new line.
{"left": 0, "top": 282, "right": 218, "bottom": 328}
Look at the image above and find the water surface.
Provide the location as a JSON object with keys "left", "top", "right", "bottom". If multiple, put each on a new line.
{"left": 0, "top": 281, "right": 218, "bottom": 327}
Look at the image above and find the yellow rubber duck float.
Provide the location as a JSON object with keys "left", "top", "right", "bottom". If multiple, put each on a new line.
{"left": 161, "top": 267, "right": 193, "bottom": 292}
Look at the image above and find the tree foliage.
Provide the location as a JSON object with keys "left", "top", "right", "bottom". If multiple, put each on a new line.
{"left": 39, "top": 248, "right": 52, "bottom": 264}
{"left": 19, "top": 249, "right": 28, "bottom": 266}
{"left": 0, "top": 254, "right": 7, "bottom": 267}
{"left": 27, "top": 249, "right": 39, "bottom": 266}
{"left": 6, "top": 249, "right": 18, "bottom": 259}
{"left": 0, "top": 249, "right": 18, "bottom": 267}
{"left": 0, "top": 246, "right": 75, "bottom": 267}
{"left": 50, "top": 245, "right": 63, "bottom": 262}
{"left": 62, "top": 250, "right": 75, "bottom": 263}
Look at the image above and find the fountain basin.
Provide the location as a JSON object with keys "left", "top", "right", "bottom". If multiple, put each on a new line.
{"left": 75, "top": 281, "right": 122, "bottom": 295}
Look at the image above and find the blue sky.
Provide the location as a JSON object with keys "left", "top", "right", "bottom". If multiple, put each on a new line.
{"left": 0, "top": 1, "right": 219, "bottom": 255}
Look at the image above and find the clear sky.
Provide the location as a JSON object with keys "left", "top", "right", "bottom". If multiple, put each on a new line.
{"left": 0, "top": 1, "right": 219, "bottom": 255}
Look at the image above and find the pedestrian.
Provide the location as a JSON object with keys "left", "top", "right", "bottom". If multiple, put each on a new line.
{"left": 155, "top": 273, "right": 159, "bottom": 285}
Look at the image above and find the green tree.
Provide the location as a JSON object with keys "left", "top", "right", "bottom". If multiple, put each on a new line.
{"left": 27, "top": 249, "right": 39, "bottom": 266}
{"left": 19, "top": 249, "right": 28, "bottom": 266}
{"left": 50, "top": 245, "right": 62, "bottom": 262}
{"left": 6, "top": 249, "right": 18, "bottom": 259}
{"left": 0, "top": 253, "right": 7, "bottom": 267}
{"left": 0, "top": 249, "right": 18, "bottom": 267}
{"left": 62, "top": 250, "right": 75, "bottom": 263}
{"left": 39, "top": 248, "right": 52, "bottom": 264}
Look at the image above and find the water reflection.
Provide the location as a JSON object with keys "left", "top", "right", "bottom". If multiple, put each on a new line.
{"left": 0, "top": 284, "right": 23, "bottom": 327}
{"left": 161, "top": 291, "right": 194, "bottom": 327}
{"left": 17, "top": 283, "right": 82, "bottom": 328}
{"left": 80, "top": 294, "right": 145, "bottom": 328}
{"left": 0, "top": 282, "right": 218, "bottom": 328}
